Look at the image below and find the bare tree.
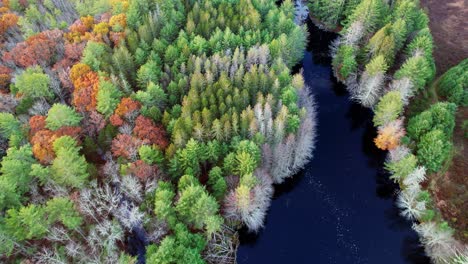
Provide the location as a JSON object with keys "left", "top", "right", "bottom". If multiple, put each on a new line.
{"left": 78, "top": 183, "right": 121, "bottom": 223}
{"left": 203, "top": 225, "right": 238, "bottom": 264}
{"left": 353, "top": 71, "right": 386, "bottom": 107}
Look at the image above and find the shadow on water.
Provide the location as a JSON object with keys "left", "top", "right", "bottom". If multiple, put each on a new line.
{"left": 237, "top": 19, "right": 430, "bottom": 264}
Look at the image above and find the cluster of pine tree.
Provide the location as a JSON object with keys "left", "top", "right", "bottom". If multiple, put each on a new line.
{"left": 309, "top": 0, "right": 467, "bottom": 262}
{"left": 0, "top": 0, "right": 316, "bottom": 263}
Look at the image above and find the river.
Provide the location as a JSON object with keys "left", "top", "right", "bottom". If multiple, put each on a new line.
{"left": 236, "top": 20, "right": 431, "bottom": 264}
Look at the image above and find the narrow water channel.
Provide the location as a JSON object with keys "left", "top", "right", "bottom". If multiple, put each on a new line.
{"left": 236, "top": 20, "right": 431, "bottom": 264}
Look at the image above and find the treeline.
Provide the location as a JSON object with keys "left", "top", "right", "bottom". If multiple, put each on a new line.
{"left": 309, "top": 0, "right": 467, "bottom": 262}
{"left": 0, "top": 0, "right": 315, "bottom": 263}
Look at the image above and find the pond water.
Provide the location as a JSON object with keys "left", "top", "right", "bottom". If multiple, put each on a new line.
{"left": 236, "top": 20, "right": 431, "bottom": 264}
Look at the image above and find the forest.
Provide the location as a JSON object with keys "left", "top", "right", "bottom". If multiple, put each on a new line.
{"left": 0, "top": 0, "right": 316, "bottom": 263}
{"left": 0, "top": 0, "right": 466, "bottom": 263}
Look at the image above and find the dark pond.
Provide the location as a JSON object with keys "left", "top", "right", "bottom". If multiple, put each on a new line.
{"left": 236, "top": 20, "right": 431, "bottom": 264}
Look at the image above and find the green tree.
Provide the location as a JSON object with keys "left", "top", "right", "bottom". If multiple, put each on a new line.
{"left": 207, "top": 167, "right": 227, "bottom": 200}
{"left": 394, "top": 55, "right": 433, "bottom": 91}
{"left": 333, "top": 45, "right": 357, "bottom": 79}
{"left": 82, "top": 42, "right": 111, "bottom": 71}
{"left": 45, "top": 197, "right": 83, "bottom": 230}
{"left": 4, "top": 204, "right": 48, "bottom": 241}
{"left": 235, "top": 151, "right": 257, "bottom": 176}
{"left": 13, "top": 66, "right": 53, "bottom": 99}
{"left": 45, "top": 104, "right": 83, "bottom": 131}
{"left": 154, "top": 181, "right": 176, "bottom": 226}
{"left": 0, "top": 113, "right": 23, "bottom": 141}
{"left": 97, "top": 79, "right": 123, "bottom": 117}
{"left": 135, "top": 82, "right": 167, "bottom": 119}
{"left": 51, "top": 136, "right": 89, "bottom": 188}
{"left": 0, "top": 145, "right": 35, "bottom": 210}
{"left": 175, "top": 184, "right": 222, "bottom": 233}
{"left": 146, "top": 223, "right": 206, "bottom": 264}
{"left": 407, "top": 102, "right": 457, "bottom": 140}
{"left": 417, "top": 129, "right": 452, "bottom": 172}
{"left": 386, "top": 153, "right": 417, "bottom": 183}
{"left": 138, "top": 145, "right": 164, "bottom": 165}
{"left": 437, "top": 59, "right": 468, "bottom": 106}
{"left": 344, "top": 0, "right": 387, "bottom": 33}
{"left": 308, "top": 0, "right": 346, "bottom": 28}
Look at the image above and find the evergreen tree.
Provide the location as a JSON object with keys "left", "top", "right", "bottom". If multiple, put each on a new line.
{"left": 97, "top": 80, "right": 123, "bottom": 117}
{"left": 13, "top": 66, "right": 53, "bottom": 99}
{"left": 45, "top": 104, "right": 83, "bottom": 131}
{"left": 51, "top": 136, "right": 89, "bottom": 188}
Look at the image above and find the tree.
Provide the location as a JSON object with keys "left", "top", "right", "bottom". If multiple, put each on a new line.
{"left": 0, "top": 145, "right": 35, "bottom": 210}
{"left": 114, "top": 97, "right": 140, "bottom": 117}
{"left": 72, "top": 70, "right": 100, "bottom": 112}
{"left": 4, "top": 204, "right": 48, "bottom": 241}
{"left": 138, "top": 145, "right": 164, "bottom": 165}
{"left": 407, "top": 102, "right": 457, "bottom": 140}
{"left": 175, "top": 184, "right": 222, "bottom": 233}
{"left": 353, "top": 55, "right": 388, "bottom": 107}
{"left": 308, "top": 0, "right": 346, "bottom": 28}
{"left": 46, "top": 104, "right": 83, "bottom": 131}
{"left": 81, "top": 41, "right": 111, "bottom": 71}
{"left": 133, "top": 115, "right": 168, "bottom": 149}
{"left": 97, "top": 79, "right": 122, "bottom": 117}
{"left": 437, "top": 59, "right": 468, "bottom": 106}
{"left": 234, "top": 151, "right": 257, "bottom": 176}
{"left": 394, "top": 55, "right": 433, "bottom": 91}
{"left": 333, "top": 45, "right": 357, "bottom": 80}
{"left": 146, "top": 223, "right": 206, "bottom": 264}
{"left": 386, "top": 153, "right": 417, "bottom": 183}
{"left": 154, "top": 181, "right": 176, "bottom": 226}
{"left": 51, "top": 136, "right": 89, "bottom": 188}
{"left": 374, "top": 119, "right": 405, "bottom": 150}
{"left": 111, "top": 134, "right": 144, "bottom": 160}
{"left": 7, "top": 30, "right": 62, "bottom": 67}
{"left": 373, "top": 91, "right": 403, "bottom": 126}
{"left": 134, "top": 82, "right": 167, "bottom": 117}
{"left": 343, "top": 0, "right": 387, "bottom": 34}
{"left": 417, "top": 129, "right": 452, "bottom": 173}
{"left": 0, "top": 113, "right": 23, "bottom": 140}
{"left": 45, "top": 197, "right": 83, "bottom": 230}
{"left": 14, "top": 66, "right": 53, "bottom": 100}
{"left": 208, "top": 167, "right": 227, "bottom": 200}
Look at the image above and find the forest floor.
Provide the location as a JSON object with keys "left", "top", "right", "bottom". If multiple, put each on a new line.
{"left": 420, "top": 0, "right": 468, "bottom": 75}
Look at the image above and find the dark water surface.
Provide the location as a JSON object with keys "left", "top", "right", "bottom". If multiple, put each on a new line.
{"left": 236, "top": 21, "right": 430, "bottom": 264}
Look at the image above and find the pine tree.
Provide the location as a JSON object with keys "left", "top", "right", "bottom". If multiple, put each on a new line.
{"left": 373, "top": 91, "right": 403, "bottom": 127}
{"left": 51, "top": 136, "right": 89, "bottom": 188}
{"left": 14, "top": 66, "right": 53, "bottom": 100}
{"left": 97, "top": 80, "right": 123, "bottom": 117}
{"left": 45, "top": 104, "right": 83, "bottom": 130}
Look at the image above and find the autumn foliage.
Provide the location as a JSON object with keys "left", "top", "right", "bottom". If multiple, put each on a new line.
{"left": 114, "top": 97, "right": 140, "bottom": 117}
{"left": 0, "top": 12, "right": 18, "bottom": 35}
{"left": 72, "top": 71, "right": 100, "bottom": 111}
{"left": 133, "top": 115, "right": 168, "bottom": 149}
{"left": 31, "top": 125, "right": 82, "bottom": 164}
{"left": 111, "top": 134, "right": 145, "bottom": 160}
{"left": 6, "top": 30, "right": 63, "bottom": 67}
{"left": 374, "top": 119, "right": 405, "bottom": 150}
{"left": 127, "top": 160, "right": 157, "bottom": 181}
